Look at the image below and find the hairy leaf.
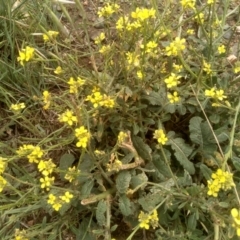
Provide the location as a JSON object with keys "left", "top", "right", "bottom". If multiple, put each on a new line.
{"left": 131, "top": 172, "right": 148, "bottom": 189}
{"left": 59, "top": 153, "right": 75, "bottom": 180}
{"left": 138, "top": 192, "right": 163, "bottom": 211}
{"left": 96, "top": 200, "right": 107, "bottom": 227}
{"left": 119, "top": 194, "right": 132, "bottom": 216}
{"left": 152, "top": 151, "right": 172, "bottom": 178}
{"left": 189, "top": 116, "right": 218, "bottom": 154}
{"left": 116, "top": 171, "right": 131, "bottom": 194}
{"left": 200, "top": 163, "right": 212, "bottom": 180}
{"left": 170, "top": 138, "right": 195, "bottom": 174}
{"left": 132, "top": 136, "right": 152, "bottom": 161}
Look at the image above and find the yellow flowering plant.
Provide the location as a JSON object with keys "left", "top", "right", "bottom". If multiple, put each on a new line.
{"left": 2, "top": 0, "right": 240, "bottom": 239}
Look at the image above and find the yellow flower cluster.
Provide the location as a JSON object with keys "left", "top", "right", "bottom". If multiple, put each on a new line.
{"left": 16, "top": 145, "right": 44, "bottom": 163}
{"left": 203, "top": 60, "right": 212, "bottom": 75}
{"left": 153, "top": 129, "right": 168, "bottom": 145}
{"left": 180, "top": 0, "right": 196, "bottom": 9}
{"left": 43, "top": 30, "right": 59, "bottom": 42}
{"left": 106, "top": 159, "right": 122, "bottom": 172}
{"left": 167, "top": 91, "right": 180, "bottom": 103}
{"left": 99, "top": 44, "right": 111, "bottom": 54}
{"left": 97, "top": 3, "right": 120, "bottom": 18}
{"left": 0, "top": 157, "right": 7, "bottom": 193}
{"left": 17, "top": 145, "right": 56, "bottom": 191}
{"left": 47, "top": 191, "right": 73, "bottom": 211}
{"left": 118, "top": 131, "right": 128, "bottom": 144}
{"left": 54, "top": 66, "right": 63, "bottom": 74}
{"left": 75, "top": 126, "right": 90, "bottom": 148}
{"left": 166, "top": 37, "right": 186, "bottom": 56}
{"left": 64, "top": 166, "right": 80, "bottom": 182}
{"left": 138, "top": 209, "right": 159, "bottom": 230}
{"left": 164, "top": 73, "right": 181, "bottom": 89}
{"left": 94, "top": 32, "right": 105, "bottom": 44}
{"left": 116, "top": 8, "right": 155, "bottom": 32}
{"left": 86, "top": 88, "right": 115, "bottom": 108}
{"left": 59, "top": 109, "right": 77, "bottom": 126}
{"left": 10, "top": 103, "right": 26, "bottom": 113}
{"left": 205, "top": 87, "right": 227, "bottom": 106}
{"left": 231, "top": 208, "right": 240, "bottom": 236}
{"left": 42, "top": 90, "right": 51, "bottom": 110}
{"left": 15, "top": 229, "right": 28, "bottom": 240}
{"left": 68, "top": 77, "right": 85, "bottom": 94}
{"left": 218, "top": 45, "right": 226, "bottom": 54}
{"left": 131, "top": 7, "right": 156, "bottom": 21}
{"left": 207, "top": 169, "right": 235, "bottom": 197}
{"left": 17, "top": 46, "right": 35, "bottom": 66}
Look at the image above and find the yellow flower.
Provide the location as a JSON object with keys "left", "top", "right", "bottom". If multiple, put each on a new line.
{"left": 0, "top": 176, "right": 7, "bottom": 192}
{"left": 118, "top": 131, "right": 128, "bottom": 144}
{"left": 153, "top": 129, "right": 168, "bottom": 145}
{"left": 187, "top": 29, "right": 194, "bottom": 35}
{"left": 94, "top": 32, "right": 105, "bottom": 44}
{"left": 131, "top": 7, "right": 156, "bottom": 21}
{"left": 15, "top": 229, "right": 29, "bottom": 240}
{"left": 116, "top": 16, "right": 129, "bottom": 31}
{"left": 68, "top": 77, "right": 85, "bottom": 94}
{"left": 164, "top": 73, "right": 181, "bottom": 88}
{"left": 138, "top": 211, "right": 150, "bottom": 229}
{"left": 75, "top": 126, "right": 90, "bottom": 148}
{"left": 99, "top": 45, "right": 111, "bottom": 54}
{"left": 54, "top": 66, "right": 63, "bottom": 74}
{"left": 231, "top": 208, "right": 240, "bottom": 236}
{"left": 207, "top": 0, "right": 214, "bottom": 4}
{"left": 65, "top": 166, "right": 80, "bottom": 182}
{"left": 180, "top": 0, "right": 196, "bottom": 9}
{"left": 234, "top": 66, "right": 240, "bottom": 74}
{"left": 203, "top": 60, "right": 212, "bottom": 75}
{"left": 98, "top": 3, "right": 120, "bottom": 18}
{"left": 218, "top": 45, "right": 226, "bottom": 54}
{"left": 58, "top": 109, "right": 77, "bottom": 126}
{"left": 17, "top": 46, "right": 34, "bottom": 66}
{"left": 195, "top": 13, "right": 204, "bottom": 24}
{"left": 205, "top": 88, "right": 215, "bottom": 98}
{"left": 60, "top": 191, "right": 73, "bottom": 203}
{"left": 207, "top": 168, "right": 235, "bottom": 197}
{"left": 215, "top": 89, "right": 227, "bottom": 101}
{"left": 10, "top": 103, "right": 26, "bottom": 112}
{"left": 167, "top": 91, "right": 180, "bottom": 103}
{"left": 0, "top": 157, "right": 7, "bottom": 174}
{"left": 38, "top": 159, "right": 56, "bottom": 176}
{"left": 166, "top": 37, "right": 186, "bottom": 56}
{"left": 40, "top": 176, "right": 55, "bottom": 191}
{"left": 42, "top": 90, "right": 51, "bottom": 110}
{"left": 43, "top": 30, "right": 59, "bottom": 42}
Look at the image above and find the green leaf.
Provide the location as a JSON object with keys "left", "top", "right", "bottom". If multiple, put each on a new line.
{"left": 232, "top": 157, "right": 240, "bottom": 171}
{"left": 119, "top": 194, "right": 132, "bottom": 216}
{"left": 187, "top": 213, "right": 197, "bottom": 231}
{"left": 132, "top": 136, "right": 152, "bottom": 161}
{"left": 141, "top": 90, "right": 165, "bottom": 106}
{"left": 152, "top": 151, "right": 172, "bottom": 178}
{"left": 130, "top": 172, "right": 148, "bottom": 189}
{"left": 59, "top": 153, "right": 75, "bottom": 180}
{"left": 96, "top": 200, "right": 107, "bottom": 227}
{"left": 189, "top": 116, "right": 217, "bottom": 154}
{"left": 138, "top": 192, "right": 163, "bottom": 212}
{"left": 170, "top": 138, "right": 195, "bottom": 174}
{"left": 77, "top": 218, "right": 95, "bottom": 240}
{"left": 80, "top": 179, "right": 94, "bottom": 199}
{"left": 116, "top": 171, "right": 131, "bottom": 194}
{"left": 199, "top": 163, "right": 212, "bottom": 180}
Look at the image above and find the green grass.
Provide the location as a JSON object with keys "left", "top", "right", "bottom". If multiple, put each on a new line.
{"left": 1, "top": 0, "right": 240, "bottom": 239}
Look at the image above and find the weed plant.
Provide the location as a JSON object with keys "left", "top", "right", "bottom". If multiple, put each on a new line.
{"left": 1, "top": 0, "right": 240, "bottom": 239}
